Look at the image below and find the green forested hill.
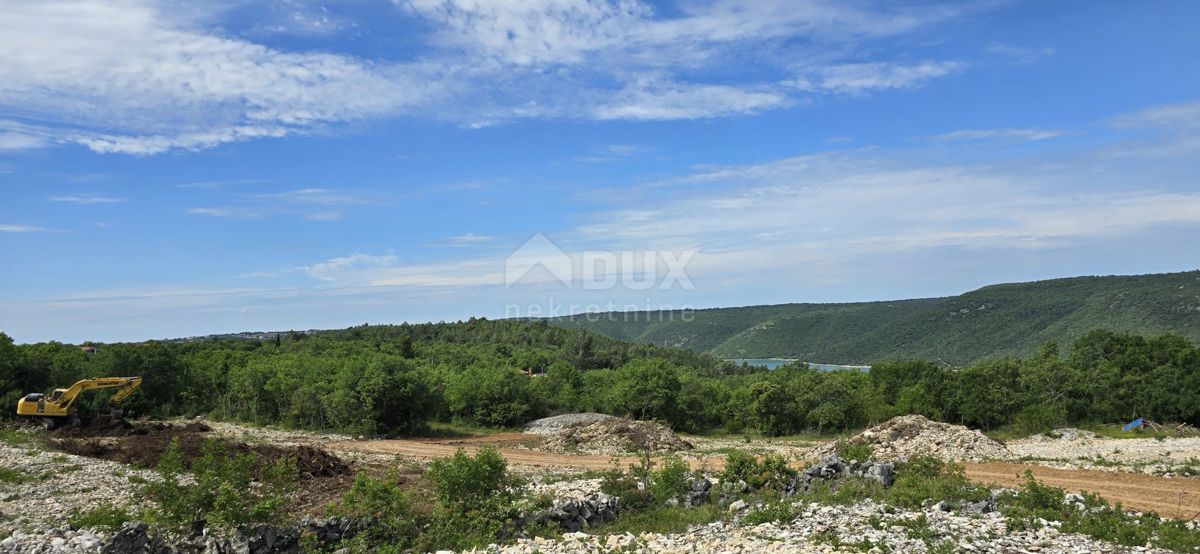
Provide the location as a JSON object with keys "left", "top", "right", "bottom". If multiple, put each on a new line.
{"left": 548, "top": 271, "right": 1200, "bottom": 365}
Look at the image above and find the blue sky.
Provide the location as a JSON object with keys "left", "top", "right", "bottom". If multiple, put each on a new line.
{"left": 2, "top": 0, "right": 1199, "bottom": 343}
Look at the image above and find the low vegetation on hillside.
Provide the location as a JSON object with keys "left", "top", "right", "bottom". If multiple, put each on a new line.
{"left": 551, "top": 270, "right": 1200, "bottom": 365}
{"left": 2, "top": 320, "right": 1199, "bottom": 438}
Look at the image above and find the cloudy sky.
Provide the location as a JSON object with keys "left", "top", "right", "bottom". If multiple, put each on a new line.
{"left": 2, "top": 0, "right": 1199, "bottom": 342}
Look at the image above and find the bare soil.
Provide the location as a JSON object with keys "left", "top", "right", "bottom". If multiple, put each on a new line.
{"left": 47, "top": 421, "right": 355, "bottom": 516}
{"left": 963, "top": 462, "right": 1200, "bottom": 519}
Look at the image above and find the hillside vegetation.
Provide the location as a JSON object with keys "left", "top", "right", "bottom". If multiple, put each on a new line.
{"left": 4, "top": 320, "right": 1200, "bottom": 437}
{"left": 549, "top": 271, "right": 1200, "bottom": 365}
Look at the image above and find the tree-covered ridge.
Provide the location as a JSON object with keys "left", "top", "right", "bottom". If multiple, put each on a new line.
{"left": 3, "top": 319, "right": 1200, "bottom": 438}
{"left": 550, "top": 270, "right": 1200, "bottom": 365}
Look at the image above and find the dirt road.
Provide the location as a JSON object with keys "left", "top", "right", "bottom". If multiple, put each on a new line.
{"left": 963, "top": 462, "right": 1200, "bottom": 519}
{"left": 331, "top": 438, "right": 1200, "bottom": 518}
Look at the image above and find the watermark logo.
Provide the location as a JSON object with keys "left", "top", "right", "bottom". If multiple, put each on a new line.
{"left": 504, "top": 233, "right": 695, "bottom": 290}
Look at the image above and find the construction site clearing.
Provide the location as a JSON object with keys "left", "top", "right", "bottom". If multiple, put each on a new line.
{"left": 3, "top": 415, "right": 1200, "bottom": 551}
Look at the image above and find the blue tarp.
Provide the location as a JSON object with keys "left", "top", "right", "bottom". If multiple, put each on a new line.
{"left": 1122, "top": 417, "right": 1145, "bottom": 432}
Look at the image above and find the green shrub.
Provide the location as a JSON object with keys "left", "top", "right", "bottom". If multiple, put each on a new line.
{"left": 885, "top": 457, "right": 988, "bottom": 509}
{"left": 426, "top": 447, "right": 511, "bottom": 509}
{"left": 720, "top": 450, "right": 758, "bottom": 485}
{"left": 649, "top": 454, "right": 692, "bottom": 504}
{"left": 748, "top": 453, "right": 796, "bottom": 490}
{"left": 68, "top": 504, "right": 134, "bottom": 531}
{"left": 834, "top": 438, "right": 873, "bottom": 462}
{"left": 599, "top": 463, "right": 654, "bottom": 512}
{"left": 329, "top": 471, "right": 420, "bottom": 550}
{"left": 142, "top": 437, "right": 294, "bottom": 530}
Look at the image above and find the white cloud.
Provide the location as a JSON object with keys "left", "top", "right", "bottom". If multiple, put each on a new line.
{"left": 49, "top": 195, "right": 125, "bottom": 205}
{"left": 186, "top": 207, "right": 262, "bottom": 219}
{"left": 0, "top": 0, "right": 430, "bottom": 154}
{"left": 594, "top": 79, "right": 790, "bottom": 120}
{"left": 791, "top": 61, "right": 964, "bottom": 94}
{"left": 1110, "top": 100, "right": 1200, "bottom": 130}
{"left": 0, "top": 0, "right": 976, "bottom": 152}
{"left": 928, "top": 128, "right": 1067, "bottom": 142}
{"left": 0, "top": 224, "right": 47, "bottom": 232}
{"left": 255, "top": 188, "right": 370, "bottom": 206}
{"left": 445, "top": 233, "right": 496, "bottom": 246}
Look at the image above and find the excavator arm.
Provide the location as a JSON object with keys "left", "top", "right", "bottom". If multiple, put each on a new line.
{"left": 16, "top": 376, "right": 142, "bottom": 425}
{"left": 57, "top": 376, "right": 143, "bottom": 410}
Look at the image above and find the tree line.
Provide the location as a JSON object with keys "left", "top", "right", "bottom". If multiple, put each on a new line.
{"left": 2, "top": 319, "right": 1198, "bottom": 436}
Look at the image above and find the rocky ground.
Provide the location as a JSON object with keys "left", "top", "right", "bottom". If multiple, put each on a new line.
{"left": 5, "top": 417, "right": 1200, "bottom": 553}
{"left": 0, "top": 429, "right": 154, "bottom": 537}
{"left": 469, "top": 499, "right": 1174, "bottom": 553}
{"left": 1006, "top": 429, "right": 1200, "bottom": 476}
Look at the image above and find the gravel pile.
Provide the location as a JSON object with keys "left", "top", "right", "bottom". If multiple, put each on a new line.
{"left": 816, "top": 415, "right": 1009, "bottom": 462}
{"left": 540, "top": 419, "right": 692, "bottom": 455}
{"left": 0, "top": 440, "right": 154, "bottom": 537}
{"left": 1, "top": 528, "right": 106, "bottom": 553}
{"left": 464, "top": 499, "right": 1167, "bottom": 553}
{"left": 523, "top": 414, "right": 618, "bottom": 436}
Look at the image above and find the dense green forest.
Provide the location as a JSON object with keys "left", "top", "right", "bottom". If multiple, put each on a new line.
{"left": 3, "top": 319, "right": 1199, "bottom": 437}
{"left": 549, "top": 270, "right": 1200, "bottom": 366}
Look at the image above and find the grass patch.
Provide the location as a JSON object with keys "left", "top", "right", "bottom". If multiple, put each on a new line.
{"left": 0, "top": 467, "right": 31, "bottom": 484}
{"left": 69, "top": 503, "right": 135, "bottom": 531}
{"left": 423, "top": 421, "right": 513, "bottom": 438}
{"left": 0, "top": 429, "right": 34, "bottom": 446}
{"left": 595, "top": 504, "right": 724, "bottom": 536}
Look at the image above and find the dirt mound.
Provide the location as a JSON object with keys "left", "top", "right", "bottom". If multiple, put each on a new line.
{"left": 819, "top": 415, "right": 1009, "bottom": 462}
{"left": 524, "top": 413, "right": 618, "bottom": 436}
{"left": 53, "top": 421, "right": 348, "bottom": 480}
{"left": 542, "top": 418, "right": 692, "bottom": 454}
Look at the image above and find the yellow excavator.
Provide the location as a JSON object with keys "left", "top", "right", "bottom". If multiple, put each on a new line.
{"left": 15, "top": 376, "right": 142, "bottom": 429}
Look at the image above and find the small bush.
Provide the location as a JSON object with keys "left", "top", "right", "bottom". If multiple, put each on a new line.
{"left": 720, "top": 450, "right": 758, "bottom": 485}
{"left": 69, "top": 504, "right": 134, "bottom": 531}
{"left": 599, "top": 463, "right": 653, "bottom": 512}
{"left": 719, "top": 450, "right": 796, "bottom": 491}
{"left": 427, "top": 447, "right": 511, "bottom": 509}
{"left": 834, "top": 438, "right": 873, "bottom": 462}
{"left": 330, "top": 471, "right": 419, "bottom": 550}
{"left": 142, "top": 437, "right": 294, "bottom": 530}
{"left": 649, "top": 454, "right": 692, "bottom": 504}
{"left": 885, "top": 457, "right": 988, "bottom": 509}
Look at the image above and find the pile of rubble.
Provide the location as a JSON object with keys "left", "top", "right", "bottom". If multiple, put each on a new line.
{"left": 816, "top": 415, "right": 1009, "bottom": 462}
{"left": 540, "top": 418, "right": 692, "bottom": 455}
{"left": 523, "top": 414, "right": 618, "bottom": 436}
{"left": 527, "top": 494, "right": 622, "bottom": 533}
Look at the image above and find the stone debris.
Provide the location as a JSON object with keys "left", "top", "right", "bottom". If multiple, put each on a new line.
{"left": 0, "top": 439, "right": 155, "bottom": 537}
{"left": 526, "top": 494, "right": 621, "bottom": 533}
{"left": 523, "top": 414, "right": 618, "bottom": 436}
{"left": 540, "top": 418, "right": 692, "bottom": 455}
{"left": 1006, "top": 432, "right": 1200, "bottom": 475}
{"left": 816, "top": 415, "right": 1010, "bottom": 462}
{"left": 464, "top": 499, "right": 1169, "bottom": 553}
{"left": 1, "top": 528, "right": 105, "bottom": 554}
{"left": 797, "top": 455, "right": 896, "bottom": 490}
